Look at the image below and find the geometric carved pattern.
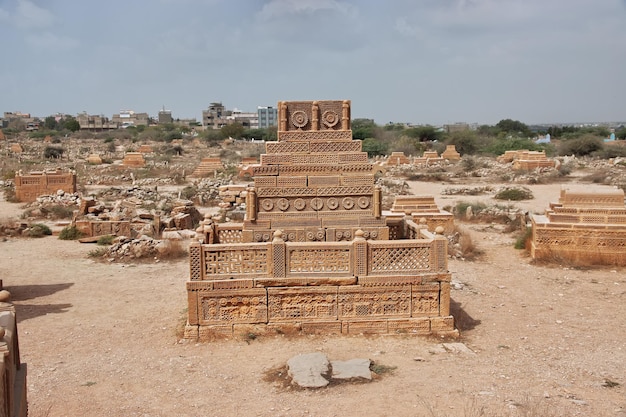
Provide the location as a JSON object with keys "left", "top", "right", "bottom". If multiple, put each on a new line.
{"left": 316, "top": 186, "right": 374, "bottom": 196}
{"left": 411, "top": 283, "right": 440, "bottom": 317}
{"left": 288, "top": 248, "right": 351, "bottom": 274}
{"left": 200, "top": 289, "right": 267, "bottom": 324}
{"left": 369, "top": 245, "right": 431, "bottom": 274}
{"left": 268, "top": 287, "right": 338, "bottom": 321}
{"left": 189, "top": 244, "right": 202, "bottom": 280}
{"left": 266, "top": 141, "right": 310, "bottom": 154}
{"left": 256, "top": 187, "right": 318, "bottom": 198}
{"left": 278, "top": 131, "right": 353, "bottom": 141}
{"left": 204, "top": 248, "right": 268, "bottom": 276}
{"left": 338, "top": 286, "right": 410, "bottom": 318}
{"left": 310, "top": 141, "right": 361, "bottom": 153}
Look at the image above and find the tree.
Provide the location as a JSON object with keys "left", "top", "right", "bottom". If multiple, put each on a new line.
{"left": 495, "top": 119, "right": 531, "bottom": 136}
{"left": 44, "top": 116, "right": 58, "bottom": 130}
{"left": 361, "top": 137, "right": 388, "bottom": 157}
{"left": 405, "top": 125, "right": 442, "bottom": 142}
{"left": 220, "top": 122, "right": 244, "bottom": 139}
{"left": 352, "top": 118, "right": 376, "bottom": 140}
{"left": 62, "top": 117, "right": 80, "bottom": 132}
{"left": 445, "top": 131, "right": 480, "bottom": 155}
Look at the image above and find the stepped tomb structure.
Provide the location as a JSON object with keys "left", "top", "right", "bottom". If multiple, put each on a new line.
{"left": 121, "top": 152, "right": 146, "bottom": 168}
{"left": 531, "top": 187, "right": 626, "bottom": 266}
{"left": 14, "top": 169, "right": 76, "bottom": 202}
{"left": 185, "top": 100, "right": 456, "bottom": 340}
{"left": 390, "top": 195, "right": 455, "bottom": 234}
{"left": 498, "top": 150, "right": 555, "bottom": 170}
{"left": 385, "top": 152, "right": 410, "bottom": 166}
{"left": 441, "top": 145, "right": 461, "bottom": 161}
{"left": 414, "top": 150, "right": 444, "bottom": 166}
{"left": 190, "top": 157, "right": 224, "bottom": 178}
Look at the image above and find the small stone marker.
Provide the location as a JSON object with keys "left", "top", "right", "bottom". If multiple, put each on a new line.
{"left": 330, "top": 358, "right": 372, "bottom": 380}
{"left": 287, "top": 353, "right": 330, "bottom": 388}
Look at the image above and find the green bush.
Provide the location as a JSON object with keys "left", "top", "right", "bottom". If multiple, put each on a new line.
{"left": 27, "top": 223, "right": 52, "bottom": 238}
{"left": 494, "top": 187, "right": 533, "bottom": 201}
{"left": 557, "top": 135, "right": 603, "bottom": 156}
{"left": 97, "top": 235, "right": 115, "bottom": 245}
{"left": 515, "top": 227, "right": 533, "bottom": 249}
{"left": 59, "top": 225, "right": 84, "bottom": 240}
{"left": 46, "top": 205, "right": 75, "bottom": 219}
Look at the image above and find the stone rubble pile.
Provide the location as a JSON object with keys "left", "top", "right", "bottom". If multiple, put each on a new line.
{"left": 32, "top": 190, "right": 81, "bottom": 206}
{"left": 103, "top": 236, "right": 184, "bottom": 261}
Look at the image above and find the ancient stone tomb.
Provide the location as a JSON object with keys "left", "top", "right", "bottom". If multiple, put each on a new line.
{"left": 185, "top": 100, "right": 456, "bottom": 340}
{"left": 14, "top": 169, "right": 77, "bottom": 202}
{"left": 531, "top": 187, "right": 626, "bottom": 266}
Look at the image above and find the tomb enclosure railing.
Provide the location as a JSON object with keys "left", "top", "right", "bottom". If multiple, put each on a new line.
{"left": 189, "top": 228, "right": 447, "bottom": 283}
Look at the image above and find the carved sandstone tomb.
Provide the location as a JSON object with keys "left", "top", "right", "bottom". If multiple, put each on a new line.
{"left": 441, "top": 145, "right": 461, "bottom": 161}
{"left": 190, "top": 157, "right": 224, "bottom": 178}
{"left": 531, "top": 186, "right": 626, "bottom": 266}
{"left": 185, "top": 100, "right": 456, "bottom": 340}
{"left": 14, "top": 169, "right": 76, "bottom": 202}
{"left": 121, "top": 152, "right": 146, "bottom": 167}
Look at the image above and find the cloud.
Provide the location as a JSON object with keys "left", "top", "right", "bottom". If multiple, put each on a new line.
{"left": 257, "top": 0, "right": 356, "bottom": 20}
{"left": 14, "top": 0, "right": 54, "bottom": 29}
{"left": 0, "top": 7, "right": 9, "bottom": 22}
{"left": 25, "top": 32, "right": 79, "bottom": 50}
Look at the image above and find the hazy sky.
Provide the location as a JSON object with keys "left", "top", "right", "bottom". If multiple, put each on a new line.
{"left": 1, "top": 0, "right": 625, "bottom": 125}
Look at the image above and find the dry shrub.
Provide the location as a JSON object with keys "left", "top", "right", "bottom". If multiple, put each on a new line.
{"left": 156, "top": 240, "right": 188, "bottom": 260}
{"left": 449, "top": 225, "right": 482, "bottom": 260}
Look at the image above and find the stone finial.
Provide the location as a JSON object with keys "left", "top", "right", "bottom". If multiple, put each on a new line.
{"left": 419, "top": 217, "right": 427, "bottom": 225}
{"left": 0, "top": 290, "right": 10, "bottom": 302}
{"left": 273, "top": 229, "right": 284, "bottom": 242}
{"left": 354, "top": 229, "right": 366, "bottom": 241}
{"left": 435, "top": 226, "right": 445, "bottom": 235}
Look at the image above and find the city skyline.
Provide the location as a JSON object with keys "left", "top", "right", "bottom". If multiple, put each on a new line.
{"left": 1, "top": 0, "right": 625, "bottom": 126}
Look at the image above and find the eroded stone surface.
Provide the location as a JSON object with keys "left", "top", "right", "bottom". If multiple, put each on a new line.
{"left": 330, "top": 358, "right": 372, "bottom": 380}
{"left": 287, "top": 353, "right": 330, "bottom": 388}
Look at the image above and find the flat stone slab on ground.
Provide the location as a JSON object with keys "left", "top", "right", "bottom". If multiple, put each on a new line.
{"left": 442, "top": 343, "right": 476, "bottom": 355}
{"left": 330, "top": 359, "right": 372, "bottom": 380}
{"left": 287, "top": 353, "right": 330, "bottom": 388}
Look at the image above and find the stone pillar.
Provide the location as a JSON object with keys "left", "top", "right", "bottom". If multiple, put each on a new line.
{"left": 279, "top": 101, "right": 287, "bottom": 132}
{"left": 439, "top": 282, "right": 450, "bottom": 316}
{"left": 189, "top": 242, "right": 202, "bottom": 281}
{"left": 353, "top": 229, "right": 368, "bottom": 277}
{"left": 433, "top": 226, "right": 447, "bottom": 272}
{"left": 271, "top": 230, "right": 286, "bottom": 278}
{"left": 373, "top": 186, "right": 382, "bottom": 219}
{"left": 246, "top": 188, "right": 257, "bottom": 221}
{"left": 311, "top": 101, "right": 319, "bottom": 131}
{"left": 341, "top": 100, "right": 350, "bottom": 130}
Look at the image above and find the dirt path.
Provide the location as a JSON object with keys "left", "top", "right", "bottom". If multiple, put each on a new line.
{"left": 0, "top": 189, "right": 625, "bottom": 416}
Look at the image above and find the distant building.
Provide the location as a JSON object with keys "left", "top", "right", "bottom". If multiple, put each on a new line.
{"left": 158, "top": 109, "right": 173, "bottom": 124}
{"left": 202, "top": 102, "right": 258, "bottom": 129}
{"left": 202, "top": 102, "right": 228, "bottom": 128}
{"left": 112, "top": 110, "right": 149, "bottom": 128}
{"left": 443, "top": 123, "right": 469, "bottom": 133}
{"left": 3, "top": 111, "right": 39, "bottom": 130}
{"left": 257, "top": 106, "right": 277, "bottom": 129}
{"left": 76, "top": 112, "right": 117, "bottom": 131}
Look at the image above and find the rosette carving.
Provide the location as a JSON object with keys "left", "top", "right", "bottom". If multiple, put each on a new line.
{"left": 327, "top": 197, "right": 339, "bottom": 210}
{"left": 277, "top": 198, "right": 290, "bottom": 211}
{"left": 291, "top": 110, "right": 308, "bottom": 128}
{"left": 322, "top": 110, "right": 339, "bottom": 128}
{"left": 342, "top": 197, "right": 355, "bottom": 210}
{"left": 294, "top": 198, "right": 306, "bottom": 211}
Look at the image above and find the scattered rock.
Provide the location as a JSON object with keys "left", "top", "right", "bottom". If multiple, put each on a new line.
{"left": 287, "top": 353, "right": 330, "bottom": 388}
{"left": 330, "top": 359, "right": 372, "bottom": 380}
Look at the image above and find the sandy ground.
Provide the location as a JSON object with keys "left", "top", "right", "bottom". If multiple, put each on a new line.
{"left": 0, "top": 182, "right": 625, "bottom": 417}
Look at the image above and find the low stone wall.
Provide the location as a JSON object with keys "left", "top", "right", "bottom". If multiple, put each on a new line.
{"left": 185, "top": 229, "right": 455, "bottom": 339}
{"left": 531, "top": 218, "right": 626, "bottom": 266}
{"left": 15, "top": 170, "right": 76, "bottom": 202}
{"left": 0, "top": 303, "right": 28, "bottom": 417}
